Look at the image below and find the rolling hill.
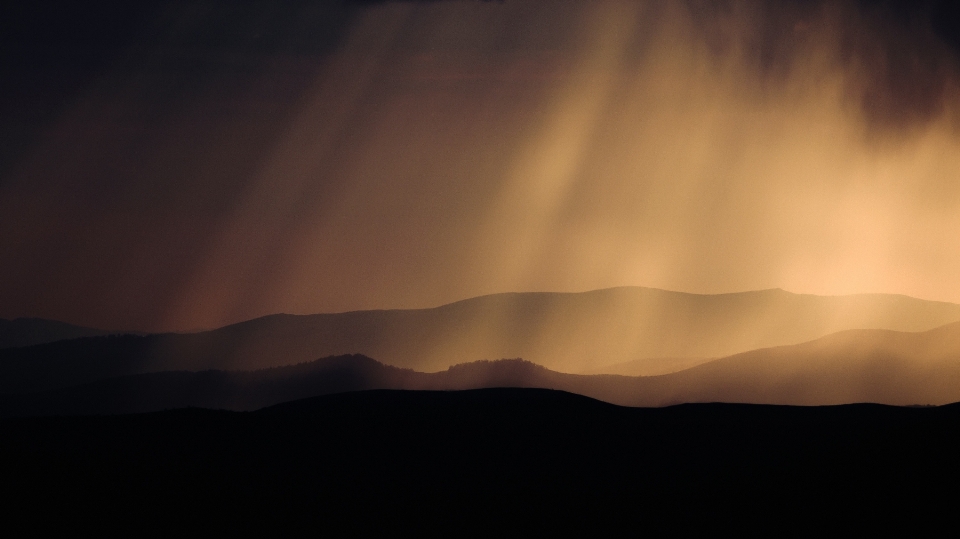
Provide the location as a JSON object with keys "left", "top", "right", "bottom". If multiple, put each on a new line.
{"left": 3, "top": 320, "right": 959, "bottom": 415}
{"left": 174, "top": 287, "right": 960, "bottom": 374}
{"left": 2, "top": 287, "right": 959, "bottom": 396}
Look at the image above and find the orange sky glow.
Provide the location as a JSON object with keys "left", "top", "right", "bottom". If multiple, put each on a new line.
{"left": 1, "top": 0, "right": 959, "bottom": 331}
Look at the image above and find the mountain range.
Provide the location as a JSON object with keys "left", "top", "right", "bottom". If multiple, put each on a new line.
{"left": 3, "top": 319, "right": 960, "bottom": 416}
{"left": 2, "top": 287, "right": 959, "bottom": 413}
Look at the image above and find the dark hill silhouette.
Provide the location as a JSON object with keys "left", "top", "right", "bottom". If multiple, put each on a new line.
{"left": 0, "top": 354, "right": 430, "bottom": 415}
{"left": 2, "top": 389, "right": 958, "bottom": 534}
{"left": 0, "top": 317, "right": 116, "bottom": 349}
{"left": 4, "top": 321, "right": 960, "bottom": 416}
{"left": 0, "top": 334, "right": 190, "bottom": 394}
{"left": 2, "top": 287, "right": 959, "bottom": 394}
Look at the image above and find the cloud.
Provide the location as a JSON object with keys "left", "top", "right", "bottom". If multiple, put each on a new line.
{"left": 681, "top": 0, "right": 960, "bottom": 132}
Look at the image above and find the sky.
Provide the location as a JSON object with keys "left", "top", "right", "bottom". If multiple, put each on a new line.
{"left": 2, "top": 0, "right": 960, "bottom": 332}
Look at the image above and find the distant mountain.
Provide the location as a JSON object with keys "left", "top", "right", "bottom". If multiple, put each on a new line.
{"left": 0, "top": 334, "right": 184, "bottom": 394}
{"left": 578, "top": 356, "right": 713, "bottom": 376}
{"left": 0, "top": 318, "right": 116, "bottom": 349}
{"left": 431, "top": 321, "right": 960, "bottom": 406}
{"left": 0, "top": 354, "right": 427, "bottom": 415}
{"left": 183, "top": 287, "right": 960, "bottom": 374}
{"left": 3, "top": 320, "right": 959, "bottom": 415}
{"left": 2, "top": 288, "right": 958, "bottom": 394}
{"left": 643, "top": 320, "right": 960, "bottom": 406}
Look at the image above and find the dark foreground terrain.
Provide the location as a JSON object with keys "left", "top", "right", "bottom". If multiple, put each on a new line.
{"left": 3, "top": 388, "right": 958, "bottom": 534}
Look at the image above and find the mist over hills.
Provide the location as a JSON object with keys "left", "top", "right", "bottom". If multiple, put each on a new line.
{"left": 3, "top": 320, "right": 960, "bottom": 416}
{"left": 647, "top": 321, "right": 960, "bottom": 406}
{"left": 182, "top": 287, "right": 960, "bottom": 374}
{"left": 2, "top": 287, "right": 958, "bottom": 395}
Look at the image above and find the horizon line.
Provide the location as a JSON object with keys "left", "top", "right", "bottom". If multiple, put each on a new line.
{"left": 7, "top": 285, "right": 958, "bottom": 334}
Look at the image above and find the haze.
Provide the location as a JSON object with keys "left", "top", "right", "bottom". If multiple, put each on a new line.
{"left": 2, "top": 0, "right": 959, "bottom": 332}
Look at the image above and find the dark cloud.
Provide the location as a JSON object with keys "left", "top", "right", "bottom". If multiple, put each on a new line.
{"left": 0, "top": 1, "right": 363, "bottom": 67}
{"left": 0, "top": 1, "right": 358, "bottom": 181}
{"left": 685, "top": 0, "right": 960, "bottom": 131}
{"left": 850, "top": 0, "right": 960, "bottom": 130}
{"left": 5, "top": 0, "right": 959, "bottom": 134}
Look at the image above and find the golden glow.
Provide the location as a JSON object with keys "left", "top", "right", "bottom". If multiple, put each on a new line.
{"left": 1, "top": 0, "right": 959, "bottom": 335}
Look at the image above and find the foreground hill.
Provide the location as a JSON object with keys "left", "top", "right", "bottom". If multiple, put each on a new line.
{"left": 2, "top": 389, "right": 957, "bottom": 533}
{"left": 3, "top": 321, "right": 960, "bottom": 415}
{"left": 2, "top": 287, "right": 959, "bottom": 393}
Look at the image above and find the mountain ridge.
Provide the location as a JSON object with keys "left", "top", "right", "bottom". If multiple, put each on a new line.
{"left": 3, "top": 319, "right": 959, "bottom": 415}
{"left": 0, "top": 318, "right": 120, "bottom": 349}
{"left": 2, "top": 287, "right": 958, "bottom": 388}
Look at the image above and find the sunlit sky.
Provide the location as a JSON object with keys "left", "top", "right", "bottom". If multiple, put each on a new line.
{"left": 2, "top": 0, "right": 960, "bottom": 331}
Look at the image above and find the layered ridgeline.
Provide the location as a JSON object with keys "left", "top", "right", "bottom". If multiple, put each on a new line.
{"left": 0, "top": 318, "right": 119, "bottom": 349}
{"left": 3, "top": 320, "right": 959, "bottom": 416}
{"left": 2, "top": 287, "right": 960, "bottom": 396}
